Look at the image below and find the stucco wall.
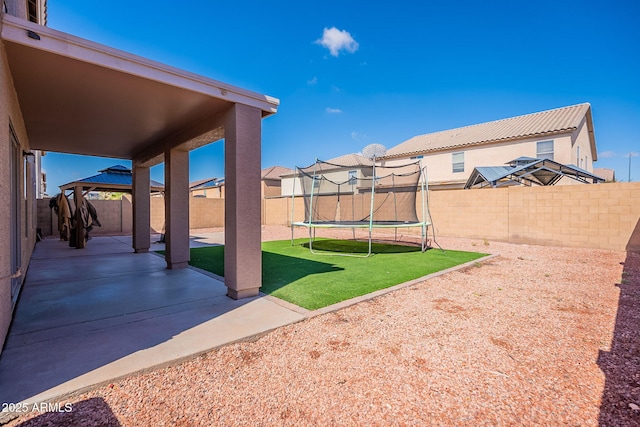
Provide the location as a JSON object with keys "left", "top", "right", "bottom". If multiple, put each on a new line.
{"left": 384, "top": 131, "right": 592, "bottom": 187}
{"left": 1, "top": 34, "right": 37, "bottom": 354}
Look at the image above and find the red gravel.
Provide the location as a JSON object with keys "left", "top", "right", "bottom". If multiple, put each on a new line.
{"left": 5, "top": 226, "right": 639, "bottom": 426}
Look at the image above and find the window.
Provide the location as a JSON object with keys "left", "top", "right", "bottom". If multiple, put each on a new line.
{"left": 410, "top": 155, "right": 424, "bottom": 159}
{"left": 28, "top": 0, "right": 38, "bottom": 23}
{"left": 577, "top": 146, "right": 581, "bottom": 167}
{"left": 452, "top": 152, "right": 464, "bottom": 173}
{"left": 537, "top": 140, "right": 554, "bottom": 160}
{"left": 348, "top": 170, "right": 357, "bottom": 185}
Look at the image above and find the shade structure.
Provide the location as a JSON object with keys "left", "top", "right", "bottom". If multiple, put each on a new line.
{"left": 464, "top": 157, "right": 605, "bottom": 189}
{"left": 59, "top": 165, "right": 164, "bottom": 193}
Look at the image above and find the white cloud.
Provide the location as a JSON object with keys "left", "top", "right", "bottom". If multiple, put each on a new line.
{"left": 598, "top": 150, "right": 616, "bottom": 158}
{"left": 351, "top": 131, "right": 366, "bottom": 141}
{"left": 307, "top": 76, "right": 318, "bottom": 85}
{"left": 626, "top": 152, "right": 640, "bottom": 157}
{"left": 326, "top": 107, "right": 342, "bottom": 114}
{"left": 316, "top": 27, "right": 359, "bottom": 57}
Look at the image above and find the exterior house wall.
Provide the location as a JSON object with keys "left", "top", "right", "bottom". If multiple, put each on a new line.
{"left": 281, "top": 167, "right": 373, "bottom": 197}
{"left": 570, "top": 116, "right": 594, "bottom": 172}
{"left": 191, "top": 186, "right": 224, "bottom": 199}
{"left": 262, "top": 179, "right": 282, "bottom": 198}
{"left": 0, "top": 25, "right": 37, "bottom": 353}
{"left": 281, "top": 176, "right": 302, "bottom": 196}
{"left": 385, "top": 132, "right": 584, "bottom": 187}
{"left": 4, "top": 0, "right": 27, "bottom": 20}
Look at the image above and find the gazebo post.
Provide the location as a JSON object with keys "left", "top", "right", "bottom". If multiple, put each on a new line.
{"left": 73, "top": 185, "right": 85, "bottom": 249}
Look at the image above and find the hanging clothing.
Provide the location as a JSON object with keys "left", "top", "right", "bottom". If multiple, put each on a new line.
{"left": 70, "top": 194, "right": 101, "bottom": 247}
{"left": 53, "top": 193, "right": 72, "bottom": 241}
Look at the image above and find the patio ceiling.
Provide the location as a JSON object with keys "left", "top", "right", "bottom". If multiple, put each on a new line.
{"left": 1, "top": 15, "right": 279, "bottom": 165}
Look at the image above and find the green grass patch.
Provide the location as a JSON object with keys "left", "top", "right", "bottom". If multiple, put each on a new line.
{"left": 187, "top": 239, "right": 488, "bottom": 310}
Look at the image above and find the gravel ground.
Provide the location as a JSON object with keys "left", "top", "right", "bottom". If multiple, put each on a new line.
{"left": 5, "top": 226, "right": 639, "bottom": 426}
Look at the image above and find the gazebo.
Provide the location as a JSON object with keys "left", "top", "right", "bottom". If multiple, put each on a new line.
{"left": 464, "top": 157, "right": 605, "bottom": 189}
{"left": 59, "top": 165, "right": 164, "bottom": 194}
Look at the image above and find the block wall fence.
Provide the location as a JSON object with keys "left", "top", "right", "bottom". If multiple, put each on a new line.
{"left": 37, "top": 182, "right": 640, "bottom": 252}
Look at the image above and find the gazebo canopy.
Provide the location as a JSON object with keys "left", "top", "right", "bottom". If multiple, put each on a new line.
{"left": 464, "top": 157, "right": 605, "bottom": 189}
{"left": 59, "top": 165, "right": 164, "bottom": 193}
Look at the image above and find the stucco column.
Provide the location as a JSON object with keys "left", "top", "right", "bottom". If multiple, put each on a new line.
{"left": 132, "top": 165, "right": 150, "bottom": 253}
{"left": 164, "top": 148, "right": 190, "bottom": 269}
{"left": 224, "top": 104, "right": 262, "bottom": 299}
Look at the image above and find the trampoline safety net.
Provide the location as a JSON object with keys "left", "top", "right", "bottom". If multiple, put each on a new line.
{"left": 295, "top": 159, "right": 426, "bottom": 226}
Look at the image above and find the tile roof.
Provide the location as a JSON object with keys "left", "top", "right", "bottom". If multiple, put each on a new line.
{"left": 261, "top": 166, "right": 294, "bottom": 180}
{"left": 60, "top": 165, "right": 164, "bottom": 191}
{"left": 190, "top": 177, "right": 218, "bottom": 189}
{"left": 386, "top": 103, "right": 593, "bottom": 158}
{"left": 325, "top": 153, "right": 373, "bottom": 167}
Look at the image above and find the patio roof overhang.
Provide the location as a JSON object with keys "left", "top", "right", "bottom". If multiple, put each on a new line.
{"left": 1, "top": 14, "right": 279, "bottom": 166}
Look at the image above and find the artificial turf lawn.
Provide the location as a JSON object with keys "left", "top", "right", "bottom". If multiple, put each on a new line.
{"left": 188, "top": 239, "right": 488, "bottom": 311}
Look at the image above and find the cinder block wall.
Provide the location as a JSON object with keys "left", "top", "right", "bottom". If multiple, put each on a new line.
{"left": 263, "top": 197, "right": 305, "bottom": 226}
{"left": 428, "top": 188, "right": 510, "bottom": 241}
{"left": 37, "top": 183, "right": 640, "bottom": 252}
{"left": 150, "top": 196, "right": 165, "bottom": 233}
{"left": 39, "top": 197, "right": 134, "bottom": 236}
{"left": 429, "top": 183, "right": 640, "bottom": 251}
{"left": 265, "top": 183, "right": 640, "bottom": 252}
{"left": 190, "top": 197, "right": 224, "bottom": 228}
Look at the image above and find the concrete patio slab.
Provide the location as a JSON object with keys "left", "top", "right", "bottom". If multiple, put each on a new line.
{"left": 0, "top": 235, "right": 305, "bottom": 412}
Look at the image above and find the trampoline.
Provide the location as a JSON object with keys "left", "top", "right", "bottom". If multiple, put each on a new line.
{"left": 291, "top": 155, "right": 434, "bottom": 257}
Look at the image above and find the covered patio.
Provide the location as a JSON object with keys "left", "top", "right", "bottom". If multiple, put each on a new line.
{"left": 2, "top": 14, "right": 278, "bottom": 298}
{"left": 0, "top": 235, "right": 305, "bottom": 410}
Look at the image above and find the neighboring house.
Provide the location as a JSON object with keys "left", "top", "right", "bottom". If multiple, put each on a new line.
{"left": 1, "top": 0, "right": 278, "bottom": 353}
{"left": 594, "top": 168, "right": 615, "bottom": 182}
{"left": 281, "top": 154, "right": 373, "bottom": 196}
{"left": 190, "top": 177, "right": 224, "bottom": 199}
{"left": 383, "top": 103, "right": 598, "bottom": 190}
{"left": 262, "top": 166, "right": 293, "bottom": 198}
{"left": 190, "top": 166, "right": 292, "bottom": 198}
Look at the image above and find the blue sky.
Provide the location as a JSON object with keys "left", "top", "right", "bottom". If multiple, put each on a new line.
{"left": 42, "top": 0, "right": 640, "bottom": 191}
